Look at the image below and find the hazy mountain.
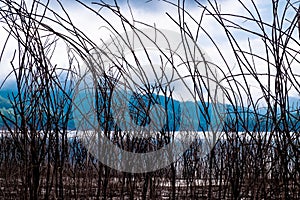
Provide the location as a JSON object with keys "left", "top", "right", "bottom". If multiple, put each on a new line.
{"left": 0, "top": 86, "right": 300, "bottom": 132}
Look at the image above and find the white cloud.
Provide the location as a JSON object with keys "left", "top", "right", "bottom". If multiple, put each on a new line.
{"left": 1, "top": 0, "right": 299, "bottom": 105}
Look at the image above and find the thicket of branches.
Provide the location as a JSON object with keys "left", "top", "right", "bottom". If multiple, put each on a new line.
{"left": 0, "top": 0, "right": 299, "bottom": 199}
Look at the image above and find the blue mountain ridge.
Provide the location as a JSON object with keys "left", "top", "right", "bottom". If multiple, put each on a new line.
{"left": 1, "top": 87, "right": 300, "bottom": 132}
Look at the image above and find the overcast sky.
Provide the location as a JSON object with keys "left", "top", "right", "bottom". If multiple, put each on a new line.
{"left": 0, "top": 0, "right": 299, "bottom": 104}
